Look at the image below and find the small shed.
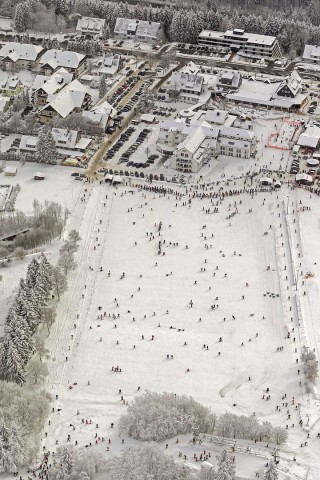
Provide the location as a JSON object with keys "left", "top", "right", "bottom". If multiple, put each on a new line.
{"left": 259, "top": 177, "right": 273, "bottom": 186}
{"left": 295, "top": 173, "right": 313, "bottom": 185}
{"left": 104, "top": 173, "right": 113, "bottom": 183}
{"left": 140, "top": 114, "right": 156, "bottom": 124}
{"left": 292, "top": 145, "right": 300, "bottom": 155}
{"left": 4, "top": 166, "right": 17, "bottom": 176}
{"left": 112, "top": 175, "right": 123, "bottom": 184}
{"left": 307, "top": 157, "right": 319, "bottom": 167}
{"left": 34, "top": 171, "right": 45, "bottom": 180}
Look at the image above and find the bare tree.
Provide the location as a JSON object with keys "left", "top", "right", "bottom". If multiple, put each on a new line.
{"left": 40, "top": 306, "right": 56, "bottom": 335}
{"left": 26, "top": 356, "right": 48, "bottom": 384}
{"left": 51, "top": 266, "right": 68, "bottom": 300}
{"left": 0, "top": 247, "right": 10, "bottom": 259}
{"left": 13, "top": 247, "right": 26, "bottom": 260}
{"left": 34, "top": 334, "right": 50, "bottom": 363}
{"left": 59, "top": 241, "right": 78, "bottom": 255}
{"left": 58, "top": 251, "right": 77, "bottom": 275}
{"left": 68, "top": 230, "right": 81, "bottom": 244}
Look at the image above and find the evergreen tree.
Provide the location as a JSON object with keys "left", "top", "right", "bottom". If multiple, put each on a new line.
{"left": 99, "top": 73, "right": 107, "bottom": 99}
{"left": 216, "top": 449, "right": 236, "bottom": 480}
{"left": 0, "top": 340, "right": 25, "bottom": 385}
{"left": 8, "top": 423, "right": 25, "bottom": 472}
{"left": 26, "top": 258, "right": 40, "bottom": 290}
{"left": 264, "top": 461, "right": 278, "bottom": 480}
{"left": 45, "top": 128, "right": 58, "bottom": 164}
{"left": 36, "top": 126, "right": 49, "bottom": 163}
{"left": 14, "top": 2, "right": 28, "bottom": 32}
{"left": 54, "top": 0, "right": 68, "bottom": 15}
{"left": 102, "top": 22, "right": 111, "bottom": 40}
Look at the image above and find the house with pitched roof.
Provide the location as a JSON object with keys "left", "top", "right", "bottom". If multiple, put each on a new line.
{"left": 76, "top": 16, "right": 105, "bottom": 36}
{"left": 0, "top": 42, "right": 43, "bottom": 71}
{"left": 276, "top": 71, "right": 302, "bottom": 98}
{"left": 82, "top": 100, "right": 116, "bottom": 131}
{"left": 39, "top": 50, "right": 87, "bottom": 77}
{"left": 32, "top": 68, "right": 74, "bottom": 106}
{"left": 114, "top": 18, "right": 161, "bottom": 44}
{"left": 0, "top": 76, "right": 23, "bottom": 96}
{"left": 99, "top": 53, "right": 121, "bottom": 76}
{"left": 19, "top": 127, "right": 92, "bottom": 157}
{"left": 157, "top": 110, "right": 256, "bottom": 173}
{"left": 40, "top": 79, "right": 92, "bottom": 124}
{"left": 169, "top": 72, "right": 206, "bottom": 103}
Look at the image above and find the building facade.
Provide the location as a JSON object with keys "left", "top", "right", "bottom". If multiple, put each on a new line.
{"left": 198, "top": 29, "right": 282, "bottom": 59}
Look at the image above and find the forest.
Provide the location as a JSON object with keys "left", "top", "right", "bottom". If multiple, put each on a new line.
{"left": 2, "top": 0, "right": 320, "bottom": 57}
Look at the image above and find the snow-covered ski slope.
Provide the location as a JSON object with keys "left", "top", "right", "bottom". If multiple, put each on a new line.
{"left": 42, "top": 175, "right": 320, "bottom": 477}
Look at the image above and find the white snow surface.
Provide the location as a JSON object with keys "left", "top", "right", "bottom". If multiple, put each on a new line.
{"left": 1, "top": 126, "right": 320, "bottom": 478}
{"left": 39, "top": 174, "right": 320, "bottom": 477}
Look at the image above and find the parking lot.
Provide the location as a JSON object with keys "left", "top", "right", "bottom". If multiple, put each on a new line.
{"left": 177, "top": 42, "right": 231, "bottom": 61}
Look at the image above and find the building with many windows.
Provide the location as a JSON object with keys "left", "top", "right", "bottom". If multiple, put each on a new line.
{"left": 0, "top": 42, "right": 43, "bottom": 71}
{"left": 157, "top": 110, "right": 256, "bottom": 173}
{"left": 114, "top": 18, "right": 162, "bottom": 44}
{"left": 76, "top": 16, "right": 105, "bottom": 36}
{"left": 198, "top": 29, "right": 281, "bottom": 59}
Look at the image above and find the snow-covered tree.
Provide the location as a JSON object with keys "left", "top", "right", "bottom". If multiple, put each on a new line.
{"left": 68, "top": 230, "right": 81, "bottom": 244}
{"left": 216, "top": 449, "right": 235, "bottom": 480}
{"left": 8, "top": 423, "right": 25, "bottom": 471}
{"left": 51, "top": 266, "right": 68, "bottom": 300}
{"left": 0, "top": 340, "right": 26, "bottom": 385}
{"left": 119, "top": 391, "right": 216, "bottom": 441}
{"left": 36, "top": 126, "right": 58, "bottom": 164}
{"left": 14, "top": 2, "right": 28, "bottom": 32}
{"left": 301, "top": 346, "right": 318, "bottom": 385}
{"left": 58, "top": 251, "right": 77, "bottom": 275}
{"left": 264, "top": 461, "right": 278, "bottom": 480}
{"left": 102, "top": 22, "right": 111, "bottom": 40}
{"left": 49, "top": 445, "right": 102, "bottom": 480}
{"left": 99, "top": 73, "right": 107, "bottom": 100}
{"left": 45, "top": 128, "right": 58, "bottom": 164}
{"left": 36, "top": 126, "right": 49, "bottom": 163}
{"left": 108, "top": 444, "right": 191, "bottom": 480}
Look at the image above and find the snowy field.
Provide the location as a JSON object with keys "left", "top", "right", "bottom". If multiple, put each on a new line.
{"left": 36, "top": 171, "right": 320, "bottom": 478}
{"left": 268, "top": 121, "right": 301, "bottom": 150}
{"left": 0, "top": 162, "right": 83, "bottom": 213}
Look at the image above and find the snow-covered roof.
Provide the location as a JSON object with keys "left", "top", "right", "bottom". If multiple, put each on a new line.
{"left": 170, "top": 72, "right": 204, "bottom": 94}
{"left": 226, "top": 76, "right": 306, "bottom": 109}
{"left": 199, "top": 29, "right": 276, "bottom": 47}
{"left": 114, "top": 18, "right": 160, "bottom": 39}
{"left": 297, "top": 125, "right": 320, "bottom": 149}
{"left": 100, "top": 53, "right": 120, "bottom": 76}
{"left": 76, "top": 16, "right": 105, "bottom": 34}
{"left": 296, "top": 173, "right": 313, "bottom": 183}
{"left": 32, "top": 68, "right": 73, "bottom": 94}
{"left": 0, "top": 76, "right": 21, "bottom": 91}
{"left": 205, "top": 110, "right": 228, "bottom": 125}
{"left": 302, "top": 44, "right": 320, "bottom": 63}
{"left": 82, "top": 100, "right": 115, "bottom": 128}
{"left": 0, "top": 42, "right": 43, "bottom": 62}
{"left": 40, "top": 50, "right": 86, "bottom": 70}
{"left": 277, "top": 71, "right": 302, "bottom": 96}
{"left": 75, "top": 137, "right": 92, "bottom": 150}
{"left": 42, "top": 79, "right": 90, "bottom": 118}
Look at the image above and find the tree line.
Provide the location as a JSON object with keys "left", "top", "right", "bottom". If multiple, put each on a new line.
{"left": 0, "top": 229, "right": 80, "bottom": 473}
{"left": 8, "top": 0, "right": 320, "bottom": 57}
{"left": 119, "top": 391, "right": 288, "bottom": 445}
